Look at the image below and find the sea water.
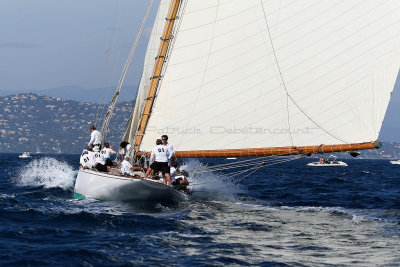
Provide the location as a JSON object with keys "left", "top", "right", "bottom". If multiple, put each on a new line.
{"left": 0, "top": 153, "right": 399, "bottom": 266}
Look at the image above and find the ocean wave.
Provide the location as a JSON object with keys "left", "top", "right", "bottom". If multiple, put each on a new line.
{"left": 180, "top": 159, "right": 244, "bottom": 202}
{"left": 13, "top": 157, "right": 77, "bottom": 190}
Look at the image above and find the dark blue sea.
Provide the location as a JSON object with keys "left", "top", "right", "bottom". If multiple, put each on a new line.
{"left": 1, "top": 153, "right": 399, "bottom": 266}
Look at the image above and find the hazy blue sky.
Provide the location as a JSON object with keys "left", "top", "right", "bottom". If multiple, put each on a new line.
{"left": 0, "top": 0, "right": 159, "bottom": 92}
{"left": 0, "top": 0, "right": 398, "bottom": 141}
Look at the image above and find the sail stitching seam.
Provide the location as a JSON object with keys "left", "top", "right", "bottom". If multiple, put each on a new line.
{"left": 259, "top": 0, "right": 348, "bottom": 145}
{"left": 176, "top": 0, "right": 220, "bottom": 150}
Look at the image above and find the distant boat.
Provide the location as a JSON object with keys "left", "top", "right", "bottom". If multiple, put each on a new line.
{"left": 35, "top": 143, "right": 42, "bottom": 154}
{"left": 19, "top": 152, "right": 31, "bottom": 159}
{"left": 307, "top": 155, "right": 348, "bottom": 167}
{"left": 390, "top": 160, "right": 400, "bottom": 165}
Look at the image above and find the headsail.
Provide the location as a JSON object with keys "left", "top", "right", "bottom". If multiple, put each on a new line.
{"left": 126, "top": 0, "right": 400, "bottom": 157}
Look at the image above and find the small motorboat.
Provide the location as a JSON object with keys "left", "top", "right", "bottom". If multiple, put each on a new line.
{"left": 390, "top": 159, "right": 400, "bottom": 165}
{"left": 19, "top": 152, "right": 31, "bottom": 158}
{"left": 307, "top": 155, "right": 348, "bottom": 167}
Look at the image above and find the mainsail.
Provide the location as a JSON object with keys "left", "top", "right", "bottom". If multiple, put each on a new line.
{"left": 124, "top": 0, "right": 400, "bottom": 157}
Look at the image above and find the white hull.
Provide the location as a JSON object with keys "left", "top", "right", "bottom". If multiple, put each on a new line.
{"left": 390, "top": 160, "right": 400, "bottom": 165}
{"left": 19, "top": 152, "right": 31, "bottom": 158}
{"left": 307, "top": 161, "right": 348, "bottom": 167}
{"left": 74, "top": 169, "right": 187, "bottom": 202}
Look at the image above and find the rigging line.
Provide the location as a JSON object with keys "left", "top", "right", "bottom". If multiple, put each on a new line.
{"left": 101, "top": 0, "right": 154, "bottom": 142}
{"left": 198, "top": 155, "right": 289, "bottom": 170}
{"left": 192, "top": 157, "right": 292, "bottom": 173}
{"left": 121, "top": 70, "right": 142, "bottom": 140}
{"left": 260, "top": 0, "right": 293, "bottom": 146}
{"left": 232, "top": 156, "right": 300, "bottom": 184}
{"left": 207, "top": 164, "right": 265, "bottom": 183}
{"left": 194, "top": 156, "right": 299, "bottom": 187}
{"left": 189, "top": 149, "right": 305, "bottom": 172}
{"left": 191, "top": 156, "right": 301, "bottom": 190}
{"left": 192, "top": 157, "right": 269, "bottom": 171}
{"left": 259, "top": 0, "right": 348, "bottom": 145}
{"left": 191, "top": 153, "right": 301, "bottom": 174}
{"left": 216, "top": 168, "right": 254, "bottom": 180}
{"left": 195, "top": 158, "right": 280, "bottom": 172}
{"left": 189, "top": 151, "right": 310, "bottom": 182}
{"left": 190, "top": 157, "right": 290, "bottom": 175}
{"left": 96, "top": 2, "right": 123, "bottom": 128}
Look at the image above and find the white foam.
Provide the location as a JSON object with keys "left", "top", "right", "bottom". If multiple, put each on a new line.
{"left": 180, "top": 159, "right": 243, "bottom": 201}
{"left": 15, "top": 157, "right": 77, "bottom": 190}
{"left": 0, "top": 193, "right": 16, "bottom": 199}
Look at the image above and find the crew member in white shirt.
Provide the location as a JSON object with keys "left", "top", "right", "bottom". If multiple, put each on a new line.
{"left": 170, "top": 162, "right": 189, "bottom": 189}
{"left": 170, "top": 163, "right": 177, "bottom": 182}
{"left": 119, "top": 141, "right": 132, "bottom": 161}
{"left": 144, "top": 139, "right": 172, "bottom": 186}
{"left": 161, "top": 135, "right": 174, "bottom": 165}
{"left": 93, "top": 146, "right": 107, "bottom": 172}
{"left": 101, "top": 142, "right": 116, "bottom": 166}
{"left": 120, "top": 158, "right": 135, "bottom": 176}
{"left": 88, "top": 125, "right": 102, "bottom": 150}
{"left": 80, "top": 146, "right": 95, "bottom": 169}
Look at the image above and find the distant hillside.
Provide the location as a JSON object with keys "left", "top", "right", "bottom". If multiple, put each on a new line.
{"left": 1, "top": 93, "right": 400, "bottom": 157}
{"left": 0, "top": 85, "right": 137, "bottom": 104}
{"left": 0, "top": 93, "right": 132, "bottom": 154}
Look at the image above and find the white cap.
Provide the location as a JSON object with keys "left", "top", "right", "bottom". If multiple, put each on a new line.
{"left": 93, "top": 146, "right": 100, "bottom": 152}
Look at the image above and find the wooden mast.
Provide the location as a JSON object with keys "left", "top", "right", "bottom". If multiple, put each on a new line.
{"left": 136, "top": 141, "right": 380, "bottom": 158}
{"left": 133, "top": 0, "right": 181, "bottom": 152}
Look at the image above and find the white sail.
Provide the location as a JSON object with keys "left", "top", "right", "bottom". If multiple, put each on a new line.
{"left": 123, "top": 0, "right": 171, "bottom": 143}
{"left": 134, "top": 0, "right": 400, "bottom": 152}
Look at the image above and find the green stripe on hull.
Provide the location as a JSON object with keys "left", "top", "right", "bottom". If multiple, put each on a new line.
{"left": 73, "top": 192, "right": 86, "bottom": 200}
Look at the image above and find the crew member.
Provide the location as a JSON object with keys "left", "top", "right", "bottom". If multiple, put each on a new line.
{"left": 101, "top": 142, "right": 116, "bottom": 166}
{"left": 119, "top": 141, "right": 132, "bottom": 161}
{"left": 144, "top": 139, "right": 173, "bottom": 186}
{"left": 93, "top": 146, "right": 107, "bottom": 172}
{"left": 170, "top": 162, "right": 190, "bottom": 193}
{"left": 161, "top": 135, "right": 174, "bottom": 165}
{"left": 80, "top": 146, "right": 95, "bottom": 169}
{"left": 120, "top": 158, "right": 145, "bottom": 176}
{"left": 88, "top": 125, "right": 102, "bottom": 151}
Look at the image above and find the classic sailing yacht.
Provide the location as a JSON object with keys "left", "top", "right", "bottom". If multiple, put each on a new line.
{"left": 74, "top": 0, "right": 400, "bottom": 202}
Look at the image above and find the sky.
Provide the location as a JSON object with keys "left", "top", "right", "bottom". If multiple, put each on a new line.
{"left": 0, "top": 0, "right": 159, "bottom": 92}
{"left": 0, "top": 0, "right": 399, "bottom": 142}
